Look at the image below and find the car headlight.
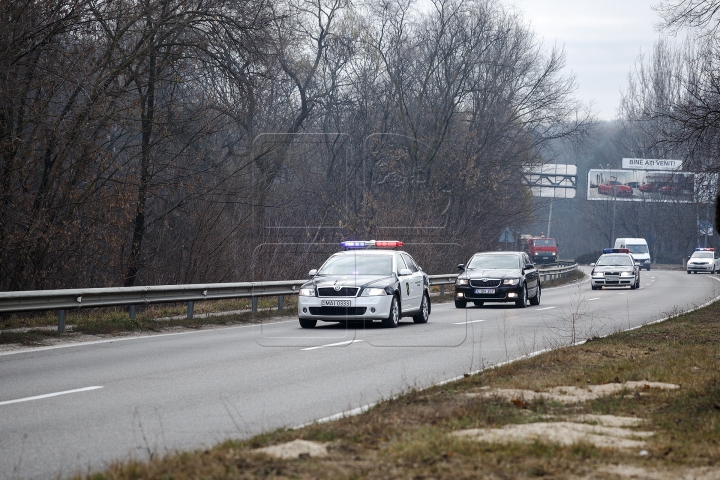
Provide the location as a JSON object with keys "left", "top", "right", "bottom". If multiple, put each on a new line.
{"left": 456, "top": 279, "right": 469, "bottom": 286}
{"left": 620, "top": 271, "right": 632, "bottom": 277}
{"left": 299, "top": 287, "right": 316, "bottom": 296}
{"left": 361, "top": 287, "right": 386, "bottom": 296}
{"left": 502, "top": 278, "right": 520, "bottom": 285}
{"left": 593, "top": 272, "right": 604, "bottom": 277}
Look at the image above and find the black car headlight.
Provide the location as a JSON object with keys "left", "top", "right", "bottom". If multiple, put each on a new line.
{"left": 456, "top": 278, "right": 469, "bottom": 286}
{"left": 502, "top": 278, "right": 520, "bottom": 286}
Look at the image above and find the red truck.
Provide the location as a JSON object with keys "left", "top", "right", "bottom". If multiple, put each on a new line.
{"left": 521, "top": 235, "right": 559, "bottom": 264}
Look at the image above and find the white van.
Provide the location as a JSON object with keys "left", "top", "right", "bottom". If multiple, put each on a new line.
{"left": 614, "top": 238, "right": 651, "bottom": 270}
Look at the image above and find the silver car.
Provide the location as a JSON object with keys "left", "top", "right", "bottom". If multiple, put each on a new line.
{"left": 590, "top": 249, "right": 640, "bottom": 290}
{"left": 297, "top": 241, "right": 430, "bottom": 328}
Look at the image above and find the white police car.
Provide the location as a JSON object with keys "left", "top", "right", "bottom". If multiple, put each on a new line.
{"left": 687, "top": 248, "right": 720, "bottom": 274}
{"left": 298, "top": 241, "right": 430, "bottom": 328}
{"left": 590, "top": 248, "right": 640, "bottom": 290}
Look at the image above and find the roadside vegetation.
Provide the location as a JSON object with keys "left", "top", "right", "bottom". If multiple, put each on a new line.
{"left": 72, "top": 289, "right": 720, "bottom": 479}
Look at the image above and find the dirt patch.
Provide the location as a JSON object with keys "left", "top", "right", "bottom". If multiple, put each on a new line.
{"left": 465, "top": 381, "right": 680, "bottom": 403}
{"left": 452, "top": 414, "right": 654, "bottom": 449}
{"left": 254, "top": 439, "right": 328, "bottom": 459}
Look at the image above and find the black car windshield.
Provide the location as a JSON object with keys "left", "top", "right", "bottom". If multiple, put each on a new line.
{"left": 317, "top": 254, "right": 393, "bottom": 275}
{"left": 467, "top": 255, "right": 521, "bottom": 270}
{"left": 626, "top": 244, "right": 648, "bottom": 254}
{"left": 596, "top": 255, "right": 633, "bottom": 266}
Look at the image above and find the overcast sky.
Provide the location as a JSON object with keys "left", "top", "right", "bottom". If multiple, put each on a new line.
{"left": 506, "top": 0, "right": 667, "bottom": 121}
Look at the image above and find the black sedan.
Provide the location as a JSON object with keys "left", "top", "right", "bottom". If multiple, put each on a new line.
{"left": 454, "top": 251, "right": 540, "bottom": 308}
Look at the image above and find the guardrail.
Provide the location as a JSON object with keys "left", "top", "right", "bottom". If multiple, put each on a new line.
{"left": 0, "top": 264, "right": 577, "bottom": 332}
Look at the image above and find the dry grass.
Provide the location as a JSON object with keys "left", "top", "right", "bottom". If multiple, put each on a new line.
{"left": 76, "top": 297, "right": 720, "bottom": 479}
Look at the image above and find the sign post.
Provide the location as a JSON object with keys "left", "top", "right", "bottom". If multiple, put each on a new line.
{"left": 499, "top": 227, "right": 515, "bottom": 251}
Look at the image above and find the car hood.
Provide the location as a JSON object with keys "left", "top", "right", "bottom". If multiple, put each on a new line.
{"left": 461, "top": 268, "right": 522, "bottom": 279}
{"left": 689, "top": 257, "right": 712, "bottom": 263}
{"left": 593, "top": 265, "right": 634, "bottom": 272}
{"left": 304, "top": 274, "right": 395, "bottom": 289}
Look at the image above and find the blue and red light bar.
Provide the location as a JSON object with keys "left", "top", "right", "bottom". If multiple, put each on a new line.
{"left": 341, "top": 240, "right": 404, "bottom": 249}
{"left": 603, "top": 248, "right": 630, "bottom": 253}
{"left": 695, "top": 247, "right": 715, "bottom": 251}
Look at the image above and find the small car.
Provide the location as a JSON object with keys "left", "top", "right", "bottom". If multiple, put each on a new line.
{"left": 454, "top": 251, "right": 540, "bottom": 308}
{"left": 598, "top": 181, "right": 633, "bottom": 197}
{"left": 687, "top": 248, "right": 720, "bottom": 274}
{"left": 590, "top": 248, "right": 640, "bottom": 290}
{"left": 297, "top": 241, "right": 430, "bottom": 328}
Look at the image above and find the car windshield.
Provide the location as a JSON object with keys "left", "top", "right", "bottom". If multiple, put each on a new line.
{"left": 692, "top": 252, "right": 714, "bottom": 259}
{"left": 596, "top": 255, "right": 633, "bottom": 266}
{"left": 626, "top": 244, "right": 648, "bottom": 254}
{"left": 317, "top": 254, "right": 393, "bottom": 275}
{"left": 533, "top": 239, "right": 556, "bottom": 247}
{"left": 467, "top": 255, "right": 521, "bottom": 270}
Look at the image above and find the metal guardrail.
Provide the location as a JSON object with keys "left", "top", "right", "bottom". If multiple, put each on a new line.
{"left": 0, "top": 264, "right": 577, "bottom": 332}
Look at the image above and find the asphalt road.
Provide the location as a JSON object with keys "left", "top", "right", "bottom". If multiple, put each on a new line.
{"left": 1, "top": 269, "right": 719, "bottom": 479}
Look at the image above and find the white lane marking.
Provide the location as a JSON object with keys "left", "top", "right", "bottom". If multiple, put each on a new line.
{"left": 588, "top": 297, "right": 600, "bottom": 301}
{"left": 453, "top": 319, "right": 486, "bottom": 325}
{"left": 302, "top": 339, "right": 363, "bottom": 351}
{"left": 535, "top": 307, "right": 555, "bottom": 311}
{"left": 0, "top": 386, "right": 103, "bottom": 406}
{"left": 618, "top": 293, "right": 626, "bottom": 295}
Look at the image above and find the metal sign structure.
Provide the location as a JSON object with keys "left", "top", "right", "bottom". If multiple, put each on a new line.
{"left": 523, "top": 164, "right": 577, "bottom": 199}
{"left": 622, "top": 158, "right": 683, "bottom": 170}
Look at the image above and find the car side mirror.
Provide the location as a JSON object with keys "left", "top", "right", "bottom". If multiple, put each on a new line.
{"left": 525, "top": 263, "right": 535, "bottom": 270}
{"left": 457, "top": 264, "right": 465, "bottom": 271}
{"left": 590, "top": 263, "right": 595, "bottom": 267}
{"left": 399, "top": 268, "right": 412, "bottom": 276}
{"left": 308, "top": 269, "right": 317, "bottom": 277}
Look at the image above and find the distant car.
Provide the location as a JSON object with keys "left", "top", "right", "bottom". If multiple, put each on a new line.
{"left": 638, "top": 183, "right": 656, "bottom": 193}
{"left": 454, "top": 251, "right": 540, "bottom": 308}
{"left": 297, "top": 240, "right": 430, "bottom": 328}
{"left": 659, "top": 184, "right": 684, "bottom": 195}
{"left": 687, "top": 248, "right": 720, "bottom": 274}
{"left": 598, "top": 180, "right": 633, "bottom": 197}
{"left": 590, "top": 248, "right": 640, "bottom": 290}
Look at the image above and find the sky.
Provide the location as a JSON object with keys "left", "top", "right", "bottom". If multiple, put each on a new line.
{"left": 506, "top": 0, "right": 667, "bottom": 121}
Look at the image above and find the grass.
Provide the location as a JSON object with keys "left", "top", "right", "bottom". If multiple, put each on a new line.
{"left": 72, "top": 288, "right": 720, "bottom": 479}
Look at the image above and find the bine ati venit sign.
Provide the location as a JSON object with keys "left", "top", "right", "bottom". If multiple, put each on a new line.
{"left": 622, "top": 158, "right": 683, "bottom": 170}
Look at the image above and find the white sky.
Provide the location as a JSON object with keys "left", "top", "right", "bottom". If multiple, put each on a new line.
{"left": 506, "top": 0, "right": 666, "bottom": 121}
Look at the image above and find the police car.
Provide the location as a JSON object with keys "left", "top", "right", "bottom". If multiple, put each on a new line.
{"left": 687, "top": 248, "right": 720, "bottom": 274}
{"left": 297, "top": 241, "right": 430, "bottom": 328}
{"left": 590, "top": 248, "right": 640, "bottom": 290}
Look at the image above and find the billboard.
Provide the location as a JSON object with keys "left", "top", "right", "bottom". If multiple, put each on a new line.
{"left": 587, "top": 169, "right": 717, "bottom": 203}
{"left": 621, "top": 158, "right": 683, "bottom": 170}
{"left": 523, "top": 164, "right": 577, "bottom": 198}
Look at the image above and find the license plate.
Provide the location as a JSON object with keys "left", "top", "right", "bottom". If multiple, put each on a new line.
{"left": 321, "top": 300, "right": 351, "bottom": 307}
{"left": 474, "top": 288, "right": 495, "bottom": 294}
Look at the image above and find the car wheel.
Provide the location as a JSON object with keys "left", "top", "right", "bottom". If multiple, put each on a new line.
{"left": 413, "top": 294, "right": 430, "bottom": 324}
{"left": 299, "top": 319, "right": 317, "bottom": 328}
{"left": 382, "top": 295, "right": 400, "bottom": 328}
{"left": 630, "top": 279, "right": 637, "bottom": 290}
{"left": 529, "top": 283, "right": 541, "bottom": 305}
{"left": 454, "top": 299, "right": 467, "bottom": 308}
{"left": 591, "top": 285, "right": 598, "bottom": 290}
{"left": 473, "top": 301, "right": 484, "bottom": 306}
{"left": 646, "top": 265, "right": 651, "bottom": 271}
{"left": 687, "top": 270, "right": 691, "bottom": 274}
{"left": 515, "top": 283, "right": 527, "bottom": 308}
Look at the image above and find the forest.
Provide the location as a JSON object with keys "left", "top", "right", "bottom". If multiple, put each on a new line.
{"left": 1, "top": 0, "right": 718, "bottom": 290}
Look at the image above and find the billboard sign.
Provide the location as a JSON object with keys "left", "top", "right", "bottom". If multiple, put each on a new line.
{"left": 587, "top": 169, "right": 717, "bottom": 203}
{"left": 621, "top": 158, "right": 683, "bottom": 170}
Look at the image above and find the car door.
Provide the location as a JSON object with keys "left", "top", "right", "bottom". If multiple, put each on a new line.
{"left": 395, "top": 254, "right": 417, "bottom": 313}
{"left": 402, "top": 253, "right": 423, "bottom": 310}
{"left": 523, "top": 253, "right": 539, "bottom": 296}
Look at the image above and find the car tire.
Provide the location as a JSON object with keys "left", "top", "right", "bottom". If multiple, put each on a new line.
{"left": 591, "top": 285, "right": 598, "bottom": 290}
{"left": 382, "top": 295, "right": 400, "bottom": 328}
{"left": 630, "top": 279, "right": 637, "bottom": 290}
{"left": 455, "top": 299, "right": 467, "bottom": 308}
{"left": 646, "top": 265, "right": 651, "bottom": 271}
{"left": 687, "top": 270, "right": 691, "bottom": 274}
{"left": 413, "top": 294, "right": 430, "bottom": 324}
{"left": 299, "top": 319, "right": 317, "bottom": 328}
{"left": 473, "top": 301, "right": 484, "bottom": 306}
{"left": 515, "top": 283, "right": 527, "bottom": 308}
{"left": 529, "top": 283, "right": 541, "bottom": 305}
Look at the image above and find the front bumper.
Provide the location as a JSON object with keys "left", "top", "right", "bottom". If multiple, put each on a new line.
{"left": 687, "top": 263, "right": 714, "bottom": 272}
{"left": 298, "top": 294, "right": 393, "bottom": 321}
{"left": 455, "top": 284, "right": 523, "bottom": 303}
{"left": 591, "top": 274, "right": 636, "bottom": 287}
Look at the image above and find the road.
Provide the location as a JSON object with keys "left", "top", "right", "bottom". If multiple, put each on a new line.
{"left": 1, "top": 269, "right": 719, "bottom": 479}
